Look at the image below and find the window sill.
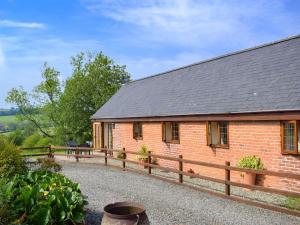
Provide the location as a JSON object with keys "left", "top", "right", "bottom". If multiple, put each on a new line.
{"left": 164, "top": 140, "right": 180, "bottom": 144}
{"left": 281, "top": 151, "right": 299, "bottom": 155}
{"left": 133, "top": 137, "right": 143, "bottom": 141}
{"left": 209, "top": 144, "right": 229, "bottom": 149}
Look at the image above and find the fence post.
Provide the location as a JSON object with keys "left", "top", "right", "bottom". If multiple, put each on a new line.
{"left": 225, "top": 161, "right": 230, "bottom": 196}
{"left": 148, "top": 151, "right": 152, "bottom": 174}
{"left": 48, "top": 145, "right": 53, "bottom": 158}
{"left": 179, "top": 155, "right": 183, "bottom": 183}
{"left": 122, "top": 148, "right": 126, "bottom": 170}
{"left": 104, "top": 146, "right": 108, "bottom": 166}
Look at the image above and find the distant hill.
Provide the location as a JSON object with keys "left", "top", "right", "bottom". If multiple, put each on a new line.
{"left": 0, "top": 108, "right": 19, "bottom": 133}
{"left": 0, "top": 108, "right": 19, "bottom": 116}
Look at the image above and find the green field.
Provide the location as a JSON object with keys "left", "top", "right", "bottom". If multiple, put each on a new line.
{"left": 0, "top": 115, "right": 17, "bottom": 124}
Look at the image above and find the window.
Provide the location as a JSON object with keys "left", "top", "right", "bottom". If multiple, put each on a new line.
{"left": 133, "top": 122, "right": 143, "bottom": 140}
{"left": 162, "top": 122, "right": 180, "bottom": 144}
{"left": 207, "top": 121, "right": 229, "bottom": 148}
{"left": 281, "top": 121, "right": 299, "bottom": 154}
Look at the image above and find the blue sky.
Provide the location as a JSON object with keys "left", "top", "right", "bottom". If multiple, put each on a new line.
{"left": 0, "top": 0, "right": 300, "bottom": 108}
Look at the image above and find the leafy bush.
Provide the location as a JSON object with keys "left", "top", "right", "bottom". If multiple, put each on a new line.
{"left": 7, "top": 129, "right": 25, "bottom": 146}
{"left": 237, "top": 155, "right": 264, "bottom": 170}
{"left": 284, "top": 197, "right": 300, "bottom": 211}
{"left": 0, "top": 136, "right": 26, "bottom": 178}
{"left": 117, "top": 151, "right": 126, "bottom": 159}
{"left": 37, "top": 158, "right": 62, "bottom": 172}
{"left": 0, "top": 170, "right": 87, "bottom": 225}
{"left": 151, "top": 157, "right": 158, "bottom": 165}
{"left": 22, "top": 133, "right": 42, "bottom": 148}
{"left": 136, "top": 145, "right": 149, "bottom": 162}
{"left": 35, "top": 137, "right": 52, "bottom": 147}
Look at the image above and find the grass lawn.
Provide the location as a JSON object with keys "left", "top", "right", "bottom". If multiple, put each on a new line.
{"left": 0, "top": 131, "right": 14, "bottom": 136}
{"left": 0, "top": 115, "right": 17, "bottom": 124}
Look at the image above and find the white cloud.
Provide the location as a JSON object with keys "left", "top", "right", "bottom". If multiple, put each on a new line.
{"left": 0, "top": 35, "right": 104, "bottom": 84}
{"left": 0, "top": 19, "right": 46, "bottom": 29}
{"left": 83, "top": 0, "right": 299, "bottom": 47}
{"left": 0, "top": 35, "right": 104, "bottom": 108}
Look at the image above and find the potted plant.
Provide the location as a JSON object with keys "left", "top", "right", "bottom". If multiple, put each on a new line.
{"left": 117, "top": 151, "right": 126, "bottom": 159}
{"left": 151, "top": 157, "right": 158, "bottom": 165}
{"left": 237, "top": 155, "right": 264, "bottom": 186}
{"left": 136, "top": 145, "right": 149, "bottom": 169}
{"left": 187, "top": 168, "right": 195, "bottom": 178}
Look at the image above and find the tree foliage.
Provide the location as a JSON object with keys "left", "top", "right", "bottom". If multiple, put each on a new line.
{"left": 6, "top": 52, "right": 130, "bottom": 144}
{"left": 6, "top": 63, "right": 61, "bottom": 138}
{"left": 58, "top": 52, "right": 130, "bottom": 142}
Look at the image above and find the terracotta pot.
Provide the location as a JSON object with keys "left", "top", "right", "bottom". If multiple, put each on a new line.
{"left": 243, "top": 172, "right": 256, "bottom": 190}
{"left": 101, "top": 202, "right": 149, "bottom": 225}
{"left": 138, "top": 159, "right": 148, "bottom": 169}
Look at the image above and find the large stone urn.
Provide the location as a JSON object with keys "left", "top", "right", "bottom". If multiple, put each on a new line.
{"left": 101, "top": 202, "right": 149, "bottom": 225}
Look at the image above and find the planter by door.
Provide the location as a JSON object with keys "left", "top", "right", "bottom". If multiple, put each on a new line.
{"left": 243, "top": 172, "right": 256, "bottom": 190}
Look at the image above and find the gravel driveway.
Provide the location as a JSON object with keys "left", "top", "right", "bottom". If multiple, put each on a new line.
{"left": 61, "top": 162, "right": 300, "bottom": 225}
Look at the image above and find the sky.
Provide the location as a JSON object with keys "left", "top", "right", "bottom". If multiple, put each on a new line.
{"left": 0, "top": 0, "right": 300, "bottom": 108}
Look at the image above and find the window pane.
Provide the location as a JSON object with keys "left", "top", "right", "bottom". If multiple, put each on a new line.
{"left": 108, "top": 123, "right": 113, "bottom": 149}
{"left": 165, "top": 122, "right": 172, "bottom": 141}
{"left": 172, "top": 122, "right": 179, "bottom": 141}
{"left": 284, "top": 122, "right": 295, "bottom": 151}
{"left": 133, "top": 122, "right": 142, "bottom": 138}
{"left": 298, "top": 125, "right": 300, "bottom": 150}
{"left": 211, "top": 122, "right": 218, "bottom": 145}
{"left": 219, "top": 122, "right": 228, "bottom": 145}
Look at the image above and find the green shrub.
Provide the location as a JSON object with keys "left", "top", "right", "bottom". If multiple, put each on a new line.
{"left": 151, "top": 157, "right": 158, "bottom": 165}
{"left": 37, "top": 158, "right": 62, "bottom": 172}
{"left": 7, "top": 129, "right": 25, "bottom": 146}
{"left": 136, "top": 145, "right": 149, "bottom": 162}
{"left": 0, "top": 136, "right": 26, "bottom": 178}
{"left": 117, "top": 151, "right": 126, "bottom": 159}
{"left": 0, "top": 170, "right": 87, "bottom": 225}
{"left": 284, "top": 197, "right": 300, "bottom": 211}
{"left": 22, "top": 133, "right": 42, "bottom": 148}
{"left": 237, "top": 155, "right": 264, "bottom": 170}
{"left": 35, "top": 137, "right": 52, "bottom": 147}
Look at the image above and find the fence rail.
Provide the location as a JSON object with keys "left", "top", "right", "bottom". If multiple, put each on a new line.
{"left": 20, "top": 145, "right": 300, "bottom": 217}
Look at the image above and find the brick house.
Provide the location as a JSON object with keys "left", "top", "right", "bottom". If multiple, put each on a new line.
{"left": 91, "top": 35, "right": 300, "bottom": 191}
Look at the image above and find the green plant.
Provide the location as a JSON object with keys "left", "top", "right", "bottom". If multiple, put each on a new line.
{"left": 7, "top": 129, "right": 25, "bottom": 146}
{"left": 37, "top": 158, "right": 62, "bottom": 172}
{"left": 117, "top": 151, "right": 126, "bottom": 159}
{"left": 151, "top": 157, "right": 158, "bottom": 165}
{"left": 0, "top": 170, "right": 87, "bottom": 225}
{"left": 0, "top": 136, "right": 26, "bottom": 178}
{"left": 22, "top": 133, "right": 43, "bottom": 148}
{"left": 136, "top": 145, "right": 149, "bottom": 162}
{"left": 35, "top": 137, "right": 52, "bottom": 147}
{"left": 237, "top": 155, "right": 264, "bottom": 170}
{"left": 284, "top": 197, "right": 300, "bottom": 211}
{"left": 187, "top": 168, "right": 195, "bottom": 174}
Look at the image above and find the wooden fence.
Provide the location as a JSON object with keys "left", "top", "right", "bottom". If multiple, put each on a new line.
{"left": 20, "top": 145, "right": 300, "bottom": 217}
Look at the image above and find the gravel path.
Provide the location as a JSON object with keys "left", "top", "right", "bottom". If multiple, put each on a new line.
{"left": 61, "top": 162, "right": 300, "bottom": 225}
{"left": 56, "top": 154, "right": 287, "bottom": 206}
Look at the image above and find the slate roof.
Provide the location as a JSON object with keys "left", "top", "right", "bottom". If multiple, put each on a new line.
{"left": 91, "top": 35, "right": 300, "bottom": 119}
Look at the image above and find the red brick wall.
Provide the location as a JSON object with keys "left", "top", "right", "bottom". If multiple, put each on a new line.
{"left": 111, "top": 121, "right": 300, "bottom": 191}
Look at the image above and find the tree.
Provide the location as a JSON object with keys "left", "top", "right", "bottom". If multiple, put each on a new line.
{"left": 58, "top": 52, "right": 130, "bottom": 143}
{"left": 6, "top": 63, "right": 61, "bottom": 138}
{"left": 6, "top": 52, "right": 130, "bottom": 144}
